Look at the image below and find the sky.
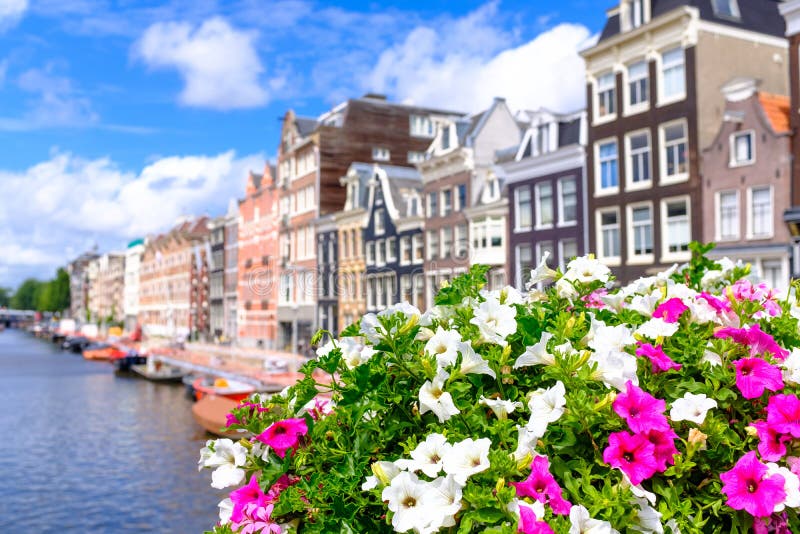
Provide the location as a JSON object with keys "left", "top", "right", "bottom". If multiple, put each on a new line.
{"left": 0, "top": 0, "right": 607, "bottom": 289}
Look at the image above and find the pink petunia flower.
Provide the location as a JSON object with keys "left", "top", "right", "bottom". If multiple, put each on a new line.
{"left": 752, "top": 421, "right": 792, "bottom": 462}
{"left": 231, "top": 502, "right": 282, "bottom": 534}
{"left": 715, "top": 325, "right": 788, "bottom": 360}
{"left": 229, "top": 474, "right": 271, "bottom": 524}
{"left": 582, "top": 288, "right": 608, "bottom": 310}
{"left": 226, "top": 413, "right": 241, "bottom": 427}
{"left": 612, "top": 381, "right": 670, "bottom": 433}
{"left": 720, "top": 451, "right": 786, "bottom": 517}
{"left": 603, "top": 431, "right": 659, "bottom": 485}
{"left": 733, "top": 358, "right": 783, "bottom": 399}
{"left": 644, "top": 427, "right": 679, "bottom": 472}
{"left": 518, "top": 507, "right": 555, "bottom": 534}
{"left": 255, "top": 417, "right": 309, "bottom": 458}
{"left": 767, "top": 394, "right": 800, "bottom": 438}
{"left": 698, "top": 292, "right": 732, "bottom": 314}
{"left": 652, "top": 298, "right": 688, "bottom": 323}
{"left": 635, "top": 342, "right": 682, "bottom": 373}
{"left": 511, "top": 456, "right": 571, "bottom": 515}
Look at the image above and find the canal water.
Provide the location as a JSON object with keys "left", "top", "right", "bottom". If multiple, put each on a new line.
{"left": 0, "top": 329, "right": 221, "bottom": 532}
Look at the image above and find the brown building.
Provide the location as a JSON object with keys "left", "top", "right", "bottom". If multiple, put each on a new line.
{"left": 419, "top": 97, "right": 521, "bottom": 305}
{"left": 139, "top": 217, "right": 210, "bottom": 340}
{"left": 88, "top": 252, "right": 125, "bottom": 326}
{"left": 701, "top": 79, "right": 791, "bottom": 289}
{"left": 275, "top": 95, "right": 460, "bottom": 351}
{"left": 582, "top": 0, "right": 787, "bottom": 283}
{"left": 237, "top": 166, "right": 280, "bottom": 348}
{"left": 780, "top": 0, "right": 800, "bottom": 277}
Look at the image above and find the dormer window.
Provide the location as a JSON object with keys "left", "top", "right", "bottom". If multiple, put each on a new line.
{"left": 410, "top": 115, "right": 435, "bottom": 138}
{"left": 372, "top": 147, "right": 390, "bottom": 162}
{"left": 441, "top": 125, "right": 452, "bottom": 150}
{"left": 536, "top": 123, "right": 551, "bottom": 155}
{"left": 712, "top": 0, "right": 740, "bottom": 20}
{"left": 631, "top": 0, "right": 644, "bottom": 28}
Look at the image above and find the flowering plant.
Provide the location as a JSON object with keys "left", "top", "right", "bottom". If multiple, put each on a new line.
{"left": 200, "top": 243, "right": 800, "bottom": 533}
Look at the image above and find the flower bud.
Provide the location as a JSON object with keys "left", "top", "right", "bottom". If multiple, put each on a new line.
{"left": 688, "top": 428, "right": 708, "bottom": 449}
{"left": 744, "top": 425, "right": 758, "bottom": 437}
{"left": 594, "top": 391, "right": 617, "bottom": 411}
{"left": 495, "top": 477, "right": 505, "bottom": 494}
{"left": 398, "top": 314, "right": 419, "bottom": 336}
{"left": 239, "top": 438, "right": 253, "bottom": 450}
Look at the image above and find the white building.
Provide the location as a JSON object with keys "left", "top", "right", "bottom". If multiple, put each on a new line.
{"left": 123, "top": 238, "right": 145, "bottom": 332}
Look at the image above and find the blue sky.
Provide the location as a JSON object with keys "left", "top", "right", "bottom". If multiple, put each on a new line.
{"left": 0, "top": 0, "right": 607, "bottom": 288}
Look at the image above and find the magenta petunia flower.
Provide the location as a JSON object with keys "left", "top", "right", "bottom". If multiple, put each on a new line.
{"left": 635, "top": 342, "right": 682, "bottom": 373}
{"left": 698, "top": 292, "right": 732, "bottom": 314}
{"left": 612, "top": 381, "right": 670, "bottom": 433}
{"left": 720, "top": 451, "right": 786, "bottom": 517}
{"left": 644, "top": 427, "right": 679, "bottom": 472}
{"left": 511, "top": 455, "right": 571, "bottom": 516}
{"left": 518, "top": 506, "right": 555, "bottom": 534}
{"left": 603, "top": 431, "right": 659, "bottom": 485}
{"left": 229, "top": 474, "right": 271, "bottom": 524}
{"left": 255, "top": 417, "right": 309, "bottom": 458}
{"left": 751, "top": 421, "right": 791, "bottom": 462}
{"left": 715, "top": 325, "right": 788, "bottom": 360}
{"left": 733, "top": 358, "right": 783, "bottom": 399}
{"left": 767, "top": 394, "right": 800, "bottom": 438}
{"left": 652, "top": 298, "right": 688, "bottom": 323}
{"left": 225, "top": 413, "right": 241, "bottom": 427}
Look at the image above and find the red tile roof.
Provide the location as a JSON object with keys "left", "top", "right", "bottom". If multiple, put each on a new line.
{"left": 758, "top": 92, "right": 790, "bottom": 134}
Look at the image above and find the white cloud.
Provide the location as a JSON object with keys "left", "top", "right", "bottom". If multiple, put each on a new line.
{"left": 134, "top": 17, "right": 269, "bottom": 110}
{"left": 367, "top": 10, "right": 594, "bottom": 114}
{"left": 0, "top": 149, "right": 263, "bottom": 286}
{"left": 0, "top": 0, "right": 27, "bottom": 32}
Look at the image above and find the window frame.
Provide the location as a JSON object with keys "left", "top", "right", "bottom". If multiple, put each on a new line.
{"left": 625, "top": 59, "right": 650, "bottom": 115}
{"left": 372, "top": 147, "right": 390, "bottom": 162}
{"left": 660, "top": 195, "right": 692, "bottom": 262}
{"left": 625, "top": 129, "right": 652, "bottom": 191}
{"left": 658, "top": 46, "right": 686, "bottom": 106}
{"left": 596, "top": 206, "right": 621, "bottom": 266}
{"left": 514, "top": 185, "right": 533, "bottom": 231}
{"left": 594, "top": 137, "right": 620, "bottom": 196}
{"left": 515, "top": 244, "right": 534, "bottom": 289}
{"left": 729, "top": 130, "right": 755, "bottom": 167}
{"left": 374, "top": 208, "right": 385, "bottom": 235}
{"left": 534, "top": 181, "right": 554, "bottom": 229}
{"left": 409, "top": 115, "right": 435, "bottom": 138}
{"left": 747, "top": 185, "right": 774, "bottom": 240}
{"left": 659, "top": 119, "right": 690, "bottom": 185}
{"left": 714, "top": 189, "right": 740, "bottom": 241}
{"left": 594, "top": 71, "right": 617, "bottom": 124}
{"left": 558, "top": 238, "right": 579, "bottom": 271}
{"left": 626, "top": 201, "right": 655, "bottom": 264}
{"left": 557, "top": 176, "right": 578, "bottom": 226}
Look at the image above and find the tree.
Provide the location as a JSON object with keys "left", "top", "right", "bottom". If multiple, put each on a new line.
{"left": 0, "top": 287, "right": 10, "bottom": 308}
{"left": 11, "top": 279, "right": 42, "bottom": 310}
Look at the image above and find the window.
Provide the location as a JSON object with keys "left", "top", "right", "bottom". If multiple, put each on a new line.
{"left": 455, "top": 224, "right": 468, "bottom": 258}
{"left": 712, "top": 0, "right": 740, "bottom": 19}
{"left": 441, "top": 227, "right": 453, "bottom": 259}
{"left": 596, "top": 72, "right": 616, "bottom": 118}
{"left": 558, "top": 177, "right": 578, "bottom": 225}
{"left": 535, "top": 182, "right": 554, "bottom": 228}
{"left": 630, "top": 0, "right": 644, "bottom": 27}
{"left": 516, "top": 244, "right": 534, "bottom": 289}
{"left": 413, "top": 234, "right": 424, "bottom": 263}
{"left": 441, "top": 125, "right": 452, "bottom": 150}
{"left": 716, "top": 190, "right": 739, "bottom": 240}
{"left": 400, "top": 236, "right": 411, "bottom": 265}
{"left": 515, "top": 186, "right": 532, "bottom": 230}
{"left": 749, "top": 186, "right": 773, "bottom": 238}
{"left": 597, "top": 140, "right": 619, "bottom": 191}
{"left": 597, "top": 208, "right": 621, "bottom": 261}
{"left": 441, "top": 189, "right": 453, "bottom": 217}
{"left": 536, "top": 123, "right": 551, "bottom": 155}
{"left": 341, "top": 232, "right": 349, "bottom": 259}
{"left": 427, "top": 230, "right": 439, "bottom": 260}
{"left": 376, "top": 239, "right": 385, "bottom": 265}
{"left": 374, "top": 208, "right": 385, "bottom": 235}
{"left": 662, "top": 197, "right": 691, "bottom": 257}
{"left": 629, "top": 204, "right": 654, "bottom": 259}
{"left": 456, "top": 184, "right": 467, "bottom": 211}
{"left": 386, "top": 237, "right": 397, "bottom": 263}
{"left": 628, "top": 60, "right": 649, "bottom": 109}
{"left": 661, "top": 47, "right": 685, "bottom": 101}
{"left": 559, "top": 239, "right": 578, "bottom": 271}
{"left": 627, "top": 131, "right": 651, "bottom": 187}
{"left": 280, "top": 274, "right": 293, "bottom": 304}
{"left": 372, "top": 147, "right": 390, "bottom": 161}
{"left": 730, "top": 131, "right": 755, "bottom": 166}
{"left": 408, "top": 195, "right": 420, "bottom": 216}
{"left": 400, "top": 275, "right": 412, "bottom": 302}
{"left": 661, "top": 121, "right": 688, "bottom": 181}
{"left": 410, "top": 115, "right": 434, "bottom": 137}
{"left": 536, "top": 241, "right": 554, "bottom": 264}
{"left": 428, "top": 192, "right": 438, "bottom": 218}
{"left": 408, "top": 151, "right": 426, "bottom": 164}
{"left": 761, "top": 259, "right": 783, "bottom": 289}
{"left": 366, "top": 242, "right": 375, "bottom": 265}
{"left": 351, "top": 229, "right": 358, "bottom": 257}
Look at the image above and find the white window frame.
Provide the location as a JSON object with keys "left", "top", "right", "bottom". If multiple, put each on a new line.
{"left": 659, "top": 119, "right": 689, "bottom": 185}
{"left": 594, "top": 71, "right": 617, "bottom": 124}
{"left": 410, "top": 115, "right": 435, "bottom": 138}
{"left": 412, "top": 234, "right": 424, "bottom": 264}
{"left": 372, "top": 147, "right": 390, "bottom": 162}
{"left": 729, "top": 130, "right": 755, "bottom": 167}
{"left": 625, "top": 129, "right": 652, "bottom": 191}
{"left": 624, "top": 59, "right": 649, "bottom": 115}
{"left": 596, "top": 206, "right": 621, "bottom": 266}
{"left": 400, "top": 236, "right": 411, "bottom": 266}
{"left": 712, "top": 0, "right": 740, "bottom": 20}
{"left": 558, "top": 238, "right": 579, "bottom": 271}
{"left": 557, "top": 176, "right": 578, "bottom": 227}
{"left": 660, "top": 195, "right": 692, "bottom": 262}
{"left": 534, "top": 181, "right": 554, "bottom": 229}
{"left": 366, "top": 242, "right": 375, "bottom": 265}
{"left": 426, "top": 230, "right": 439, "bottom": 261}
{"left": 374, "top": 208, "right": 385, "bottom": 235}
{"left": 594, "top": 138, "right": 620, "bottom": 196}
{"left": 514, "top": 186, "right": 533, "bottom": 231}
{"left": 626, "top": 201, "right": 655, "bottom": 264}
{"left": 658, "top": 46, "right": 686, "bottom": 106}
{"left": 407, "top": 151, "right": 426, "bottom": 164}
{"left": 376, "top": 238, "right": 385, "bottom": 266}
{"left": 747, "top": 185, "right": 774, "bottom": 240}
{"left": 440, "top": 226, "right": 453, "bottom": 259}
{"left": 441, "top": 189, "right": 453, "bottom": 217}
{"left": 515, "top": 244, "right": 534, "bottom": 289}
{"left": 386, "top": 237, "right": 397, "bottom": 263}
{"left": 714, "top": 190, "right": 740, "bottom": 241}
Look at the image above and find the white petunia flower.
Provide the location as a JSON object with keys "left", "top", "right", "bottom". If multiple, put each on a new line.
{"left": 423, "top": 475, "right": 464, "bottom": 531}
{"left": 441, "top": 437, "right": 492, "bottom": 485}
{"left": 527, "top": 381, "right": 566, "bottom": 437}
{"left": 632, "top": 496, "right": 664, "bottom": 533}
{"left": 782, "top": 348, "right": 800, "bottom": 385}
{"left": 379, "top": 301, "right": 421, "bottom": 318}
{"left": 395, "top": 433, "right": 452, "bottom": 478}
{"left": 669, "top": 393, "right": 717, "bottom": 425}
{"left": 588, "top": 351, "right": 639, "bottom": 391}
{"left": 382, "top": 472, "right": 433, "bottom": 533}
{"left": 700, "top": 270, "right": 724, "bottom": 289}
{"left": 363, "top": 461, "right": 401, "bottom": 491}
{"left": 527, "top": 250, "right": 557, "bottom": 288}
{"left": 700, "top": 348, "right": 722, "bottom": 367}
{"left": 635, "top": 318, "right": 679, "bottom": 339}
{"left": 569, "top": 504, "right": 619, "bottom": 534}
{"left": 458, "top": 341, "right": 496, "bottom": 378}
{"left": 339, "top": 337, "right": 377, "bottom": 369}
{"left": 201, "top": 439, "right": 248, "bottom": 489}
{"left": 556, "top": 277, "right": 580, "bottom": 299}
{"left": 513, "top": 425, "right": 540, "bottom": 461}
{"left": 479, "top": 396, "right": 523, "bottom": 419}
{"left": 424, "top": 327, "right": 462, "bottom": 367}
{"left": 767, "top": 463, "right": 800, "bottom": 512}
{"left": 514, "top": 332, "right": 555, "bottom": 368}
{"left": 470, "top": 295, "right": 517, "bottom": 345}
{"left": 360, "top": 313, "right": 382, "bottom": 344}
{"left": 482, "top": 286, "right": 525, "bottom": 306}
{"left": 419, "top": 369, "right": 460, "bottom": 423}
{"left": 563, "top": 256, "right": 611, "bottom": 284}
{"left": 600, "top": 293, "right": 626, "bottom": 312}
{"left": 686, "top": 298, "right": 718, "bottom": 325}
{"left": 629, "top": 294, "right": 661, "bottom": 316}
{"left": 588, "top": 324, "right": 636, "bottom": 353}
{"left": 316, "top": 339, "right": 336, "bottom": 357}
{"left": 621, "top": 473, "right": 657, "bottom": 506}
{"left": 508, "top": 498, "right": 546, "bottom": 521}
{"left": 218, "top": 498, "right": 234, "bottom": 525}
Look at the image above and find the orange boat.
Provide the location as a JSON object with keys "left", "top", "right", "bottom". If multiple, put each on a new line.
{"left": 83, "top": 344, "right": 126, "bottom": 361}
{"left": 192, "top": 395, "right": 243, "bottom": 438}
{"left": 193, "top": 377, "right": 255, "bottom": 402}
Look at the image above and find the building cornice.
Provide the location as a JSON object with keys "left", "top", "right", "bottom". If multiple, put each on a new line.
{"left": 781, "top": 0, "right": 800, "bottom": 37}
{"left": 499, "top": 145, "right": 585, "bottom": 185}
{"left": 419, "top": 147, "right": 474, "bottom": 183}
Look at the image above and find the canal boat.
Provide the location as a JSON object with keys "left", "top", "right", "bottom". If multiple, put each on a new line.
{"left": 191, "top": 395, "right": 243, "bottom": 439}
{"left": 192, "top": 376, "right": 255, "bottom": 402}
{"left": 131, "top": 359, "right": 186, "bottom": 383}
{"left": 111, "top": 350, "right": 147, "bottom": 373}
{"left": 83, "top": 343, "right": 126, "bottom": 361}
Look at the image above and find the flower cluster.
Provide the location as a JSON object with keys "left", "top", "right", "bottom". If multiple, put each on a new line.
{"left": 199, "top": 245, "right": 800, "bottom": 533}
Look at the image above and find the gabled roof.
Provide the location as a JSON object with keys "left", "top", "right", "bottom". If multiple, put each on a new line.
{"left": 598, "top": 0, "right": 785, "bottom": 43}
{"left": 295, "top": 117, "right": 318, "bottom": 137}
{"left": 758, "top": 92, "right": 790, "bottom": 134}
{"left": 367, "top": 164, "right": 423, "bottom": 221}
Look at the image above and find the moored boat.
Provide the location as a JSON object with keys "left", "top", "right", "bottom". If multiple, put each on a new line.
{"left": 191, "top": 395, "right": 243, "bottom": 438}
{"left": 193, "top": 376, "right": 254, "bottom": 402}
{"left": 83, "top": 343, "right": 126, "bottom": 361}
{"left": 130, "top": 359, "right": 186, "bottom": 383}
